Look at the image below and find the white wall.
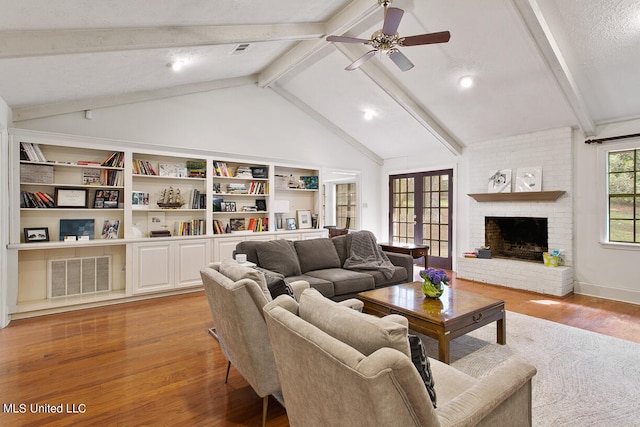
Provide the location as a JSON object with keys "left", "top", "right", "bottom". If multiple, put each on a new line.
{"left": 574, "top": 120, "right": 640, "bottom": 304}
{"left": 14, "top": 84, "right": 383, "bottom": 233}
{"left": 0, "top": 95, "right": 12, "bottom": 327}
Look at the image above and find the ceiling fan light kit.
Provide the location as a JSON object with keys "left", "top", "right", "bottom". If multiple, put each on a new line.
{"left": 327, "top": 0, "right": 450, "bottom": 72}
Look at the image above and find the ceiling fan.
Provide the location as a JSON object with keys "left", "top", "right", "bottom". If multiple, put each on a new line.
{"left": 326, "top": 0, "right": 450, "bottom": 72}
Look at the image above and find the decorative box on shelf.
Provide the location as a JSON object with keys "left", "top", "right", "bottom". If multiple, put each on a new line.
{"left": 20, "top": 164, "right": 54, "bottom": 184}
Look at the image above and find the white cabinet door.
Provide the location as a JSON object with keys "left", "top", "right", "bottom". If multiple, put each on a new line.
{"left": 213, "top": 236, "right": 246, "bottom": 262}
{"left": 175, "top": 240, "right": 210, "bottom": 288}
{"left": 132, "top": 242, "right": 173, "bottom": 294}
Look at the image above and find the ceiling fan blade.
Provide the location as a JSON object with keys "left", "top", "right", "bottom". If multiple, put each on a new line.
{"left": 382, "top": 7, "right": 404, "bottom": 35}
{"left": 388, "top": 50, "right": 414, "bottom": 72}
{"left": 326, "top": 35, "right": 370, "bottom": 44}
{"left": 402, "top": 31, "right": 451, "bottom": 46}
{"left": 346, "top": 50, "right": 377, "bottom": 71}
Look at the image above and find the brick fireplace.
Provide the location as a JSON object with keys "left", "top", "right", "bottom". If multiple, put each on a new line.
{"left": 457, "top": 128, "right": 574, "bottom": 296}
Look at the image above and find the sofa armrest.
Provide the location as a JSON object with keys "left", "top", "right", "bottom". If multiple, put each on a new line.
{"left": 288, "top": 280, "right": 310, "bottom": 301}
{"left": 337, "top": 298, "right": 364, "bottom": 312}
{"left": 384, "top": 251, "right": 414, "bottom": 281}
{"left": 435, "top": 357, "right": 537, "bottom": 427}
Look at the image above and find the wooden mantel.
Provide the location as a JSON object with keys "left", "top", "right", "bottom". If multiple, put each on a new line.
{"left": 467, "top": 190, "right": 566, "bottom": 202}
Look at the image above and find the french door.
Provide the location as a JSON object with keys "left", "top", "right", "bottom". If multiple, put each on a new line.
{"left": 389, "top": 169, "right": 453, "bottom": 269}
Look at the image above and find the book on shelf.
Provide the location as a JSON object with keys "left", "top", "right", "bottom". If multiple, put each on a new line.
{"left": 150, "top": 230, "right": 171, "bottom": 238}
{"left": 226, "top": 183, "right": 247, "bottom": 194}
{"left": 186, "top": 160, "right": 206, "bottom": 178}
{"left": 246, "top": 217, "right": 268, "bottom": 232}
{"left": 100, "top": 151, "right": 124, "bottom": 168}
{"left": 102, "top": 169, "right": 123, "bottom": 186}
{"left": 176, "top": 219, "right": 205, "bottom": 236}
{"left": 212, "top": 161, "right": 230, "bottom": 177}
{"left": 189, "top": 189, "right": 206, "bottom": 209}
{"left": 20, "top": 142, "right": 47, "bottom": 162}
{"left": 20, "top": 191, "right": 55, "bottom": 208}
{"left": 132, "top": 159, "right": 158, "bottom": 176}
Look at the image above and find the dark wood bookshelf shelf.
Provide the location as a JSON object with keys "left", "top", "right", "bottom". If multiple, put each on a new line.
{"left": 468, "top": 191, "right": 566, "bottom": 202}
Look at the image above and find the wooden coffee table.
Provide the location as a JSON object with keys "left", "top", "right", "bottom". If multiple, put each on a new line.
{"left": 358, "top": 282, "right": 506, "bottom": 364}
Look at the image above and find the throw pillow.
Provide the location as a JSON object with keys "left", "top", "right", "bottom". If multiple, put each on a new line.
{"left": 255, "top": 240, "right": 302, "bottom": 277}
{"left": 294, "top": 238, "right": 342, "bottom": 273}
{"left": 267, "top": 278, "right": 294, "bottom": 299}
{"left": 408, "top": 334, "right": 437, "bottom": 408}
{"left": 219, "top": 259, "right": 271, "bottom": 302}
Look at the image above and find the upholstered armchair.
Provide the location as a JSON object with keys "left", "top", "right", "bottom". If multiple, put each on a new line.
{"left": 263, "top": 288, "right": 537, "bottom": 427}
{"left": 200, "top": 261, "right": 363, "bottom": 426}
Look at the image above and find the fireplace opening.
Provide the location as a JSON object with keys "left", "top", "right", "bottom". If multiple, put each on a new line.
{"left": 485, "top": 216, "right": 548, "bottom": 262}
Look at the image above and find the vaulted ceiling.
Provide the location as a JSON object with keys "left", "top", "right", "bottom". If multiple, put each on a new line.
{"left": 2, "top": 0, "right": 640, "bottom": 161}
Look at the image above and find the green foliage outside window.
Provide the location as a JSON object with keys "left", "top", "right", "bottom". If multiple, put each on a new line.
{"left": 608, "top": 150, "right": 639, "bottom": 243}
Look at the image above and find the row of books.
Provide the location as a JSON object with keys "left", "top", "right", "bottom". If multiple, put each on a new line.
{"left": 212, "top": 161, "right": 232, "bottom": 177}
{"left": 247, "top": 217, "right": 268, "bottom": 232}
{"left": 101, "top": 151, "right": 125, "bottom": 168}
{"left": 186, "top": 160, "right": 206, "bottom": 178}
{"left": 20, "top": 142, "right": 47, "bottom": 162}
{"left": 132, "top": 159, "right": 158, "bottom": 176}
{"left": 189, "top": 189, "right": 206, "bottom": 209}
{"left": 212, "top": 219, "right": 230, "bottom": 234}
{"left": 247, "top": 181, "right": 268, "bottom": 195}
{"left": 175, "top": 219, "right": 205, "bottom": 236}
{"left": 21, "top": 191, "right": 55, "bottom": 208}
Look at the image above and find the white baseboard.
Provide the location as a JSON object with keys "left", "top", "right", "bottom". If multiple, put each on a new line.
{"left": 574, "top": 281, "right": 640, "bottom": 305}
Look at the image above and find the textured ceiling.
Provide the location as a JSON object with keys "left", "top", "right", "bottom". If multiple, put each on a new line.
{"left": 1, "top": 0, "right": 640, "bottom": 159}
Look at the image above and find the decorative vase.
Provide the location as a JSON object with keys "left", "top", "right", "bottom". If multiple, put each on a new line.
{"left": 422, "top": 279, "right": 445, "bottom": 298}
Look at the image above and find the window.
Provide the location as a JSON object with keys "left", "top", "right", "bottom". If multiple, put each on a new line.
{"left": 607, "top": 149, "right": 640, "bottom": 243}
{"left": 335, "top": 183, "right": 357, "bottom": 229}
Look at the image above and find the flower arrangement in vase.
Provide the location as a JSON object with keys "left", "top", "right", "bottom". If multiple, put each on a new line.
{"left": 419, "top": 268, "right": 450, "bottom": 298}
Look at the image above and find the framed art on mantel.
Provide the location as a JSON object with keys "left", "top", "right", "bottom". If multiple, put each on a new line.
{"left": 515, "top": 167, "right": 542, "bottom": 192}
{"left": 487, "top": 169, "right": 512, "bottom": 193}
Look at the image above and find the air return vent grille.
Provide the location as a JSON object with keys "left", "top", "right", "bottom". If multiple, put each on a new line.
{"left": 231, "top": 43, "right": 250, "bottom": 54}
{"left": 48, "top": 256, "right": 111, "bottom": 298}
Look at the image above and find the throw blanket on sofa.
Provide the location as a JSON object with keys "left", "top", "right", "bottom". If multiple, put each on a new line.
{"left": 343, "top": 231, "right": 395, "bottom": 279}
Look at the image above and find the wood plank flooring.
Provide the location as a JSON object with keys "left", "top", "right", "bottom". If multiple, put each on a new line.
{"left": 0, "top": 274, "right": 638, "bottom": 426}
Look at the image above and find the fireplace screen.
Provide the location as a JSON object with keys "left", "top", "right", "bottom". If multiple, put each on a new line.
{"left": 485, "top": 217, "right": 548, "bottom": 262}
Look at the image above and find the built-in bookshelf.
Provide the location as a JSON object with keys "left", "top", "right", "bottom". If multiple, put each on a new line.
{"left": 7, "top": 129, "right": 324, "bottom": 318}
{"left": 131, "top": 152, "right": 207, "bottom": 237}
{"left": 273, "top": 166, "right": 320, "bottom": 230}
{"left": 212, "top": 160, "right": 269, "bottom": 234}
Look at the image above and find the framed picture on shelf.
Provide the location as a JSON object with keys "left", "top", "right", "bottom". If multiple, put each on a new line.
{"left": 230, "top": 218, "right": 246, "bottom": 231}
{"left": 286, "top": 218, "right": 297, "bottom": 230}
{"left": 515, "top": 167, "right": 542, "bottom": 192}
{"left": 221, "top": 201, "right": 236, "bottom": 212}
{"left": 158, "top": 163, "right": 182, "bottom": 177}
{"left": 256, "top": 199, "right": 267, "bottom": 211}
{"left": 297, "top": 210, "right": 312, "bottom": 229}
{"left": 24, "top": 227, "right": 49, "bottom": 243}
{"left": 101, "top": 219, "right": 120, "bottom": 239}
{"left": 487, "top": 169, "right": 512, "bottom": 193}
{"left": 59, "top": 219, "right": 95, "bottom": 241}
{"left": 94, "top": 189, "right": 120, "bottom": 209}
{"left": 131, "top": 191, "right": 150, "bottom": 209}
{"left": 55, "top": 188, "right": 89, "bottom": 208}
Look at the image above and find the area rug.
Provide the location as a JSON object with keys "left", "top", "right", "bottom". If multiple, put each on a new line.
{"left": 417, "top": 311, "right": 640, "bottom": 427}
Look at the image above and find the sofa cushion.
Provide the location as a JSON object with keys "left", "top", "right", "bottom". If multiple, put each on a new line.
{"left": 294, "top": 238, "right": 342, "bottom": 273}
{"left": 331, "top": 234, "right": 351, "bottom": 266}
{"left": 355, "top": 266, "right": 407, "bottom": 287}
{"left": 285, "top": 275, "right": 334, "bottom": 298}
{"left": 298, "top": 288, "right": 410, "bottom": 357}
{"left": 408, "top": 334, "right": 437, "bottom": 407}
{"left": 256, "top": 239, "right": 302, "bottom": 277}
{"left": 304, "top": 268, "right": 374, "bottom": 296}
{"left": 219, "top": 259, "right": 271, "bottom": 301}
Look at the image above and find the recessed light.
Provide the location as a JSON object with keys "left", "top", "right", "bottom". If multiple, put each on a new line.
{"left": 168, "top": 60, "right": 185, "bottom": 72}
{"left": 459, "top": 76, "right": 474, "bottom": 89}
{"left": 363, "top": 109, "right": 376, "bottom": 120}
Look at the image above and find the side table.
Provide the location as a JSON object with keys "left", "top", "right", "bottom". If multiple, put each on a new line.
{"left": 379, "top": 242, "right": 429, "bottom": 269}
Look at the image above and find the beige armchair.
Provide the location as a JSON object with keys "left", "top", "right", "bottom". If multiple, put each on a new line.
{"left": 200, "top": 261, "right": 363, "bottom": 426}
{"left": 263, "top": 288, "right": 537, "bottom": 427}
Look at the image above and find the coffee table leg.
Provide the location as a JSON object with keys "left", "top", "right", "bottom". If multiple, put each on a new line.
{"left": 438, "top": 334, "right": 451, "bottom": 364}
{"left": 496, "top": 312, "right": 506, "bottom": 345}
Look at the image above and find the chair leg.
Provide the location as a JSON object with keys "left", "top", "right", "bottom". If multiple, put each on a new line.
{"left": 262, "top": 396, "right": 269, "bottom": 427}
{"left": 224, "top": 360, "right": 231, "bottom": 384}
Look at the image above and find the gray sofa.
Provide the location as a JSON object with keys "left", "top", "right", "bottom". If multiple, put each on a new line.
{"left": 235, "top": 233, "right": 414, "bottom": 301}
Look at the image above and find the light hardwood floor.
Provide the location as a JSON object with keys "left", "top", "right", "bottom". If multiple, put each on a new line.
{"left": 0, "top": 273, "right": 638, "bottom": 426}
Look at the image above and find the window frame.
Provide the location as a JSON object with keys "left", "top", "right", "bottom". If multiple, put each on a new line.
{"left": 597, "top": 138, "right": 640, "bottom": 249}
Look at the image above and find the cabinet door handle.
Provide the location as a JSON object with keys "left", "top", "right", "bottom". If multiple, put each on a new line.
{"left": 472, "top": 313, "right": 483, "bottom": 323}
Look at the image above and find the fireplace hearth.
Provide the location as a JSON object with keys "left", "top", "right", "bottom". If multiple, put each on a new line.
{"left": 485, "top": 216, "right": 548, "bottom": 262}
